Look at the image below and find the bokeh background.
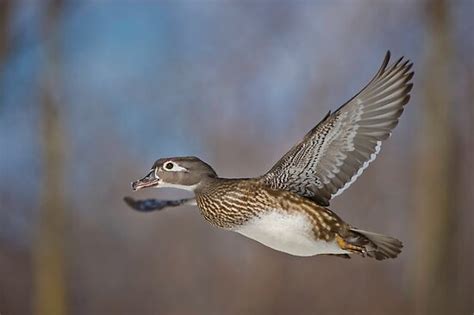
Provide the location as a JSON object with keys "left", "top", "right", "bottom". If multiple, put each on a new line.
{"left": 0, "top": 1, "right": 473, "bottom": 314}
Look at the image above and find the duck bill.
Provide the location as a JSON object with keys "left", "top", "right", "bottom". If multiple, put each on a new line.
{"left": 131, "top": 171, "right": 159, "bottom": 191}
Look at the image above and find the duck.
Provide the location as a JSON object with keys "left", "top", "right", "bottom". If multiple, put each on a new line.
{"left": 124, "top": 51, "right": 413, "bottom": 260}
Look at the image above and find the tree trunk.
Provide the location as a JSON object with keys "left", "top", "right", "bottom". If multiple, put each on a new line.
{"left": 33, "top": 1, "right": 68, "bottom": 314}
{"left": 0, "top": 0, "right": 11, "bottom": 63}
{"left": 415, "top": 0, "right": 457, "bottom": 314}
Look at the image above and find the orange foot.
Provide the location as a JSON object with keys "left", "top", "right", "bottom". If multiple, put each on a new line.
{"left": 336, "top": 235, "right": 366, "bottom": 257}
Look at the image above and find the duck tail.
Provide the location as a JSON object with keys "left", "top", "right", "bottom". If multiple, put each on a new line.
{"left": 347, "top": 228, "right": 403, "bottom": 260}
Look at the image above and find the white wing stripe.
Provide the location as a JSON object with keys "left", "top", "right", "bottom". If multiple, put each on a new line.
{"left": 332, "top": 140, "right": 382, "bottom": 198}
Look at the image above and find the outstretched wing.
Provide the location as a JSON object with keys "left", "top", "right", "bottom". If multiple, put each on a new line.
{"left": 123, "top": 197, "right": 196, "bottom": 212}
{"left": 261, "top": 51, "right": 413, "bottom": 206}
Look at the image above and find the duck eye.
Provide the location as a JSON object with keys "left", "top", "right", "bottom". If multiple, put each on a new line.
{"left": 164, "top": 162, "right": 174, "bottom": 170}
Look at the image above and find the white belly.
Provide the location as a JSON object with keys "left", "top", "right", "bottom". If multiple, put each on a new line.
{"left": 235, "top": 210, "right": 348, "bottom": 257}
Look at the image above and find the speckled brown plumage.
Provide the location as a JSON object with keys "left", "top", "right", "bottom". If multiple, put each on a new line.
{"left": 196, "top": 177, "right": 349, "bottom": 242}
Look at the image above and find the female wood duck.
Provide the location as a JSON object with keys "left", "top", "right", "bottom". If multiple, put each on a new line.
{"left": 124, "top": 51, "right": 413, "bottom": 260}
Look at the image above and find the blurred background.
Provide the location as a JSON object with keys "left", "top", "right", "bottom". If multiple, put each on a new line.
{"left": 0, "top": 1, "right": 473, "bottom": 314}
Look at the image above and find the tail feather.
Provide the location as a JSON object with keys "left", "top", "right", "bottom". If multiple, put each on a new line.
{"left": 349, "top": 228, "right": 403, "bottom": 260}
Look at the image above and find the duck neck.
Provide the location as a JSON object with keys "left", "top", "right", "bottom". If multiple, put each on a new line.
{"left": 194, "top": 175, "right": 223, "bottom": 195}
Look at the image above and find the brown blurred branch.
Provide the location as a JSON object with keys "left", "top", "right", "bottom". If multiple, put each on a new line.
{"left": 415, "top": 0, "right": 459, "bottom": 314}
{"left": 33, "top": 1, "right": 68, "bottom": 315}
{"left": 0, "top": 0, "right": 11, "bottom": 65}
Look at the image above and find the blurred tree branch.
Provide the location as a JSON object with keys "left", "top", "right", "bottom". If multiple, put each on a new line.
{"left": 415, "top": 0, "right": 459, "bottom": 314}
{"left": 0, "top": 0, "right": 11, "bottom": 65}
{"left": 0, "top": 0, "right": 12, "bottom": 108}
{"left": 33, "top": 0, "right": 68, "bottom": 315}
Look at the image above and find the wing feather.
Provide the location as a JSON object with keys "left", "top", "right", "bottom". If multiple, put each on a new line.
{"left": 261, "top": 51, "right": 414, "bottom": 206}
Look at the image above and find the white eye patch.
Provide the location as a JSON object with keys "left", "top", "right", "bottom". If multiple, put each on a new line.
{"left": 162, "top": 161, "right": 188, "bottom": 172}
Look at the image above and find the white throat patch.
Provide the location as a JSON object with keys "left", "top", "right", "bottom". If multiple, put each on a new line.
{"left": 157, "top": 181, "right": 198, "bottom": 192}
